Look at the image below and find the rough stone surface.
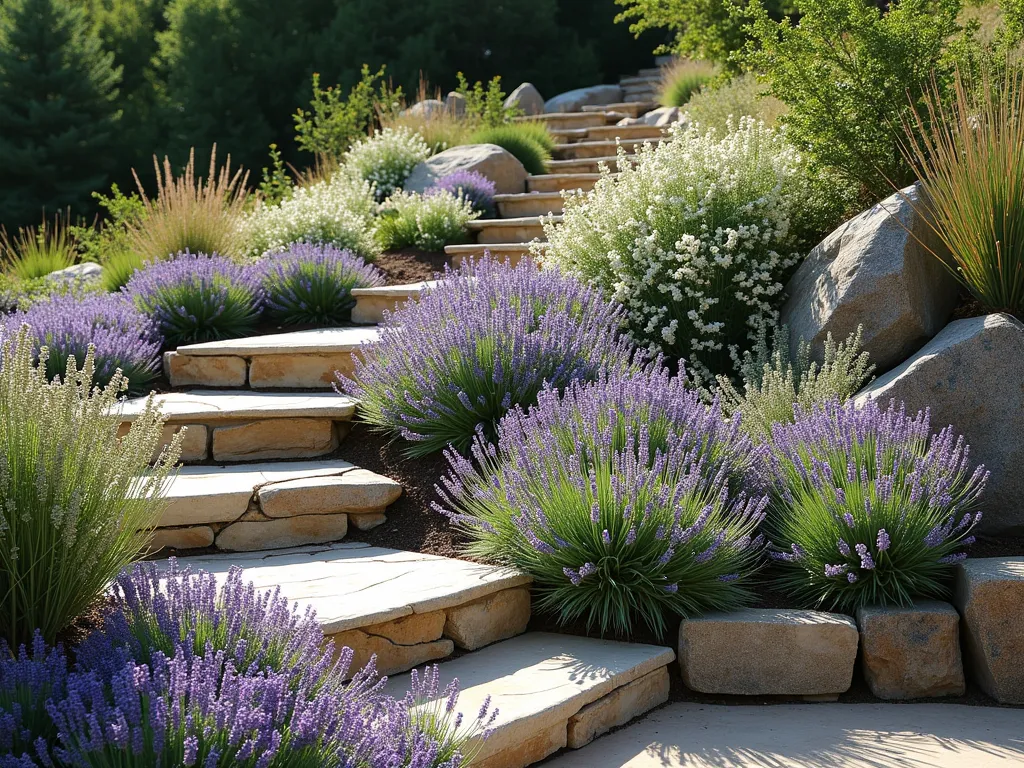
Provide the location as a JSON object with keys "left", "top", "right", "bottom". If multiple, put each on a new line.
{"left": 164, "top": 352, "right": 247, "bottom": 388}
{"left": 148, "top": 526, "right": 215, "bottom": 552}
{"left": 248, "top": 353, "right": 356, "bottom": 389}
{"left": 176, "top": 327, "right": 379, "bottom": 356}
{"left": 679, "top": 609, "right": 858, "bottom": 695}
{"left": 348, "top": 512, "right": 386, "bottom": 531}
{"left": 443, "top": 587, "right": 531, "bottom": 650}
{"left": 544, "top": 84, "right": 623, "bottom": 113}
{"left": 780, "top": 185, "right": 959, "bottom": 373}
{"left": 505, "top": 82, "right": 545, "bottom": 115}
{"left": 367, "top": 610, "right": 446, "bottom": 645}
{"left": 211, "top": 417, "right": 337, "bottom": 462}
{"left": 158, "top": 542, "right": 532, "bottom": 635}
{"left": 384, "top": 633, "right": 675, "bottom": 764}
{"left": 117, "top": 390, "right": 357, "bottom": 423}
{"left": 855, "top": 601, "right": 964, "bottom": 700}
{"left": 855, "top": 314, "right": 1024, "bottom": 535}
{"left": 47, "top": 262, "right": 102, "bottom": 285}
{"left": 330, "top": 628, "right": 453, "bottom": 677}
{"left": 953, "top": 557, "right": 1024, "bottom": 703}
{"left": 632, "top": 105, "right": 685, "bottom": 126}
{"left": 404, "top": 144, "right": 528, "bottom": 195}
{"left": 444, "top": 90, "right": 466, "bottom": 117}
{"left": 257, "top": 468, "right": 401, "bottom": 517}
{"left": 475, "top": 722, "right": 567, "bottom": 768}
{"left": 152, "top": 423, "right": 208, "bottom": 463}
{"left": 405, "top": 98, "right": 445, "bottom": 118}
{"left": 215, "top": 513, "right": 349, "bottom": 552}
{"left": 566, "top": 667, "right": 670, "bottom": 749}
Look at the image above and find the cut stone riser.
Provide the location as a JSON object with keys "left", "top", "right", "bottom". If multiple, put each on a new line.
{"left": 496, "top": 198, "right": 565, "bottom": 218}
{"left": 546, "top": 157, "right": 620, "bottom": 174}
{"left": 527, "top": 174, "right": 602, "bottom": 193}
{"left": 350, "top": 281, "right": 437, "bottom": 325}
{"left": 552, "top": 138, "right": 662, "bottom": 160}
{"left": 515, "top": 112, "right": 607, "bottom": 129}
{"left": 468, "top": 222, "right": 550, "bottom": 244}
{"left": 580, "top": 101, "right": 658, "bottom": 118}
{"left": 165, "top": 350, "right": 358, "bottom": 390}
{"left": 584, "top": 124, "right": 665, "bottom": 141}
{"left": 445, "top": 244, "right": 540, "bottom": 268}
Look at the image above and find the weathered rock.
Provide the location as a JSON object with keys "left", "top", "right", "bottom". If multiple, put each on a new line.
{"left": 444, "top": 91, "right": 466, "bottom": 117}
{"left": 544, "top": 84, "right": 623, "bottom": 113}
{"left": 475, "top": 722, "right": 567, "bottom": 768}
{"left": 855, "top": 313, "right": 1024, "bottom": 535}
{"left": 248, "top": 353, "right": 355, "bottom": 389}
{"left": 404, "top": 144, "right": 527, "bottom": 195}
{"left": 505, "top": 82, "right": 544, "bottom": 115}
{"left": 256, "top": 468, "right": 401, "bottom": 517}
{"left": 632, "top": 105, "right": 685, "bottom": 126}
{"left": 855, "top": 601, "right": 964, "bottom": 700}
{"left": 443, "top": 587, "right": 531, "bottom": 650}
{"left": 404, "top": 98, "right": 445, "bottom": 118}
{"left": 566, "top": 667, "right": 670, "bottom": 748}
{"left": 46, "top": 262, "right": 102, "bottom": 285}
{"left": 678, "top": 609, "right": 858, "bottom": 695}
{"left": 954, "top": 557, "right": 1024, "bottom": 703}
{"left": 348, "top": 512, "right": 386, "bottom": 531}
{"left": 148, "top": 526, "right": 215, "bottom": 552}
{"left": 153, "top": 423, "right": 208, "bottom": 463}
{"left": 164, "top": 352, "right": 247, "bottom": 388}
{"left": 365, "top": 610, "right": 446, "bottom": 645}
{"left": 780, "top": 185, "right": 959, "bottom": 372}
{"left": 329, "top": 628, "right": 453, "bottom": 677}
{"left": 215, "top": 513, "right": 349, "bottom": 552}
{"left": 211, "top": 418, "right": 337, "bottom": 462}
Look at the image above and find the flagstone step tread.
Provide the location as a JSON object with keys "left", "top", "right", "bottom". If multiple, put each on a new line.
{"left": 550, "top": 128, "right": 592, "bottom": 142}
{"left": 492, "top": 191, "right": 566, "bottom": 203}
{"left": 445, "top": 243, "right": 541, "bottom": 268}
{"left": 516, "top": 112, "right": 608, "bottom": 127}
{"left": 552, "top": 138, "right": 665, "bottom": 159}
{"left": 580, "top": 101, "right": 658, "bottom": 114}
{"left": 546, "top": 157, "right": 620, "bottom": 172}
{"left": 350, "top": 281, "right": 437, "bottom": 298}
{"left": 117, "top": 390, "right": 357, "bottom": 423}
{"left": 527, "top": 173, "right": 604, "bottom": 193}
{"left": 386, "top": 633, "right": 675, "bottom": 768}
{"left": 350, "top": 281, "right": 438, "bottom": 324}
{"left": 159, "top": 541, "right": 532, "bottom": 636}
{"left": 584, "top": 125, "right": 666, "bottom": 141}
{"left": 174, "top": 327, "right": 380, "bottom": 357}
{"left": 494, "top": 191, "right": 571, "bottom": 218}
{"left": 467, "top": 215, "right": 561, "bottom": 229}
{"left": 619, "top": 74, "right": 662, "bottom": 86}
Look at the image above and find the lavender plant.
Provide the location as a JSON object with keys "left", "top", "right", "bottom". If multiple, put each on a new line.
{"left": 437, "top": 367, "right": 767, "bottom": 636}
{"left": 763, "top": 399, "right": 988, "bottom": 610}
{"left": 260, "top": 243, "right": 384, "bottom": 326}
{"left": 426, "top": 171, "right": 497, "bottom": 215}
{"left": 12, "top": 293, "right": 162, "bottom": 395}
{"left": 0, "top": 633, "right": 67, "bottom": 767}
{"left": 125, "top": 251, "right": 263, "bottom": 348}
{"left": 340, "top": 258, "right": 636, "bottom": 457}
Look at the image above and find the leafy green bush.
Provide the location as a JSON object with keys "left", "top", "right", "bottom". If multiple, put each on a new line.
{"left": 660, "top": 59, "right": 717, "bottom": 106}
{"left": 376, "top": 191, "right": 479, "bottom": 252}
{"left": 469, "top": 123, "right": 551, "bottom": 175}
{"left": 900, "top": 67, "right": 1024, "bottom": 315}
{"left": 0, "top": 329, "right": 178, "bottom": 645}
{"left": 540, "top": 118, "right": 846, "bottom": 383}
{"left": 455, "top": 73, "right": 519, "bottom": 126}
{"left": 342, "top": 127, "right": 431, "bottom": 201}
{"left": 1, "top": 213, "right": 77, "bottom": 281}
{"left": 716, "top": 324, "right": 874, "bottom": 441}
{"left": 683, "top": 72, "right": 788, "bottom": 133}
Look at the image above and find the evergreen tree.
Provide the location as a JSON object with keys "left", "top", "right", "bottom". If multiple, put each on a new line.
{"left": 0, "top": 0, "right": 122, "bottom": 230}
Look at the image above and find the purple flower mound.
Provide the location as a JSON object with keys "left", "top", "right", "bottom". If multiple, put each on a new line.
{"left": 763, "top": 398, "right": 988, "bottom": 610}
{"left": 124, "top": 251, "right": 263, "bottom": 349}
{"left": 340, "top": 257, "right": 637, "bottom": 458}
{"left": 9, "top": 293, "right": 161, "bottom": 395}
{"left": 0, "top": 633, "right": 67, "bottom": 768}
{"left": 259, "top": 243, "right": 384, "bottom": 326}
{"left": 435, "top": 364, "right": 767, "bottom": 637}
{"left": 427, "top": 171, "right": 497, "bottom": 215}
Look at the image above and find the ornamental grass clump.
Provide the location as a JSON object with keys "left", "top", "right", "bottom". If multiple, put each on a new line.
{"left": 468, "top": 124, "right": 552, "bottom": 175}
{"left": 342, "top": 127, "right": 431, "bottom": 201}
{"left": 427, "top": 171, "right": 497, "bottom": 215}
{"left": 260, "top": 243, "right": 384, "bottom": 326}
{"left": 125, "top": 251, "right": 263, "bottom": 348}
{"left": 763, "top": 399, "right": 988, "bottom": 611}
{"left": 376, "top": 191, "right": 479, "bottom": 252}
{"left": 13, "top": 293, "right": 162, "bottom": 394}
{"left": 340, "top": 258, "right": 635, "bottom": 457}
{"left": 0, "top": 330, "right": 179, "bottom": 647}
{"left": 437, "top": 366, "right": 767, "bottom": 637}
{"left": 540, "top": 118, "right": 843, "bottom": 384}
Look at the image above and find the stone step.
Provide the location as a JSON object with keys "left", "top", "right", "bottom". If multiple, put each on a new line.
{"left": 619, "top": 74, "right": 662, "bottom": 87}
{"left": 515, "top": 112, "right": 607, "bottom": 130}
{"left": 623, "top": 88, "right": 660, "bottom": 102}
{"left": 494, "top": 191, "right": 567, "bottom": 217}
{"left": 350, "top": 280, "right": 437, "bottom": 325}
{"left": 585, "top": 124, "right": 666, "bottom": 141}
{"left": 549, "top": 127, "right": 591, "bottom": 144}
{"left": 527, "top": 173, "right": 602, "bottom": 193}
{"left": 164, "top": 327, "right": 380, "bottom": 390}
{"left": 147, "top": 459, "right": 401, "bottom": 552}
{"left": 444, "top": 242, "right": 542, "bottom": 268}
{"left": 546, "top": 156, "right": 620, "bottom": 174}
{"left": 638, "top": 66, "right": 666, "bottom": 78}
{"left": 467, "top": 215, "right": 557, "bottom": 244}
{"left": 581, "top": 101, "right": 658, "bottom": 118}
{"left": 162, "top": 542, "right": 533, "bottom": 676}
{"left": 552, "top": 138, "right": 664, "bottom": 160}
{"left": 117, "top": 390, "right": 357, "bottom": 463}
{"left": 386, "top": 633, "right": 675, "bottom": 768}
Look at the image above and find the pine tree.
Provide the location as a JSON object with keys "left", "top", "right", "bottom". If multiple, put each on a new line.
{"left": 0, "top": 0, "right": 122, "bottom": 230}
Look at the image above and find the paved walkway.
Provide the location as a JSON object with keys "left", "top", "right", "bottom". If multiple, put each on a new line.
{"left": 543, "top": 703, "right": 1024, "bottom": 767}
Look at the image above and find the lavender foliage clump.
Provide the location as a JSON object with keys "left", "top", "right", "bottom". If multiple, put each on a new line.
{"left": 259, "top": 243, "right": 384, "bottom": 326}
{"left": 436, "top": 366, "right": 767, "bottom": 637}
{"left": 11, "top": 293, "right": 161, "bottom": 394}
{"left": 426, "top": 171, "right": 497, "bottom": 215}
{"left": 0, "top": 633, "right": 67, "bottom": 767}
{"left": 340, "top": 257, "right": 636, "bottom": 457}
{"left": 124, "top": 251, "right": 263, "bottom": 348}
{"left": 763, "top": 398, "right": 988, "bottom": 610}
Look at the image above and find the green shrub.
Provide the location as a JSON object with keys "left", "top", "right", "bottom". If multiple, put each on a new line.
{"left": 0, "top": 329, "right": 179, "bottom": 645}
{"left": 660, "top": 59, "right": 717, "bottom": 106}
{"left": 900, "top": 67, "right": 1024, "bottom": 315}
{"left": 376, "top": 190, "right": 479, "bottom": 252}
{"left": 100, "top": 249, "right": 146, "bottom": 292}
{"left": 455, "top": 72, "right": 520, "bottom": 127}
{"left": 342, "top": 127, "right": 431, "bottom": 201}
{"left": 1, "top": 213, "right": 77, "bottom": 281}
{"left": 469, "top": 124, "right": 551, "bottom": 175}
{"left": 716, "top": 324, "right": 874, "bottom": 441}
{"left": 683, "top": 72, "right": 788, "bottom": 133}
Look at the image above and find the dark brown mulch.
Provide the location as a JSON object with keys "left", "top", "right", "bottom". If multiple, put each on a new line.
{"left": 951, "top": 290, "right": 1021, "bottom": 323}
{"left": 374, "top": 248, "right": 450, "bottom": 285}
{"left": 55, "top": 595, "right": 114, "bottom": 656}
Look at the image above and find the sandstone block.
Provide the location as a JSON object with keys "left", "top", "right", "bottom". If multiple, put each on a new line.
{"left": 164, "top": 352, "right": 247, "bottom": 388}
{"left": 329, "top": 629, "right": 453, "bottom": 677}
{"left": 154, "top": 423, "right": 208, "bottom": 463}
{"left": 443, "top": 587, "right": 531, "bottom": 651}
{"left": 148, "top": 526, "right": 215, "bottom": 552}
{"left": 855, "top": 601, "right": 964, "bottom": 700}
{"left": 248, "top": 353, "right": 356, "bottom": 389}
{"left": 257, "top": 468, "right": 401, "bottom": 517}
{"left": 404, "top": 144, "right": 528, "bottom": 195}
{"left": 211, "top": 418, "right": 337, "bottom": 462}
{"left": 566, "top": 666, "right": 670, "bottom": 748}
{"left": 364, "top": 610, "right": 446, "bottom": 645}
{"left": 474, "top": 721, "right": 567, "bottom": 768}
{"left": 348, "top": 512, "right": 387, "bottom": 531}
{"left": 214, "top": 513, "right": 348, "bottom": 552}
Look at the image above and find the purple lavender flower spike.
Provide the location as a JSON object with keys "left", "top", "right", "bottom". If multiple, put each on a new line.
{"left": 426, "top": 170, "right": 497, "bottom": 215}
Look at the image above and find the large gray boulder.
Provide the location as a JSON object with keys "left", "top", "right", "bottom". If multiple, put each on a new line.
{"left": 628, "top": 106, "right": 685, "bottom": 127}
{"left": 403, "top": 143, "right": 528, "bottom": 195}
{"left": 780, "top": 185, "right": 959, "bottom": 372}
{"left": 544, "top": 84, "right": 623, "bottom": 113}
{"left": 404, "top": 99, "right": 445, "bottom": 119}
{"left": 855, "top": 314, "right": 1024, "bottom": 536}
{"left": 444, "top": 91, "right": 466, "bottom": 118}
{"left": 504, "top": 83, "right": 544, "bottom": 116}
{"left": 47, "top": 262, "right": 102, "bottom": 285}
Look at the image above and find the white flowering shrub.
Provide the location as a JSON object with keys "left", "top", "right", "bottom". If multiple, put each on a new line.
{"left": 239, "top": 172, "right": 380, "bottom": 259}
{"left": 343, "top": 127, "right": 431, "bottom": 201}
{"left": 539, "top": 118, "right": 843, "bottom": 383}
{"left": 376, "top": 190, "right": 479, "bottom": 252}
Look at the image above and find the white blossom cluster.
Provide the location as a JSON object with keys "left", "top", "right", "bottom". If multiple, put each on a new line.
{"left": 239, "top": 171, "right": 380, "bottom": 259}
{"left": 378, "top": 190, "right": 479, "bottom": 252}
{"left": 343, "top": 126, "right": 431, "bottom": 201}
{"left": 539, "top": 117, "right": 831, "bottom": 384}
